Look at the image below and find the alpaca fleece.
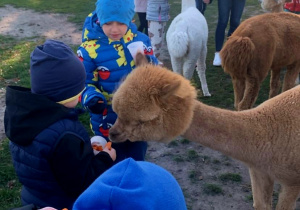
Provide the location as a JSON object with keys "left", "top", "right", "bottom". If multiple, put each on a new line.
{"left": 220, "top": 12, "right": 300, "bottom": 110}
{"left": 110, "top": 54, "right": 300, "bottom": 209}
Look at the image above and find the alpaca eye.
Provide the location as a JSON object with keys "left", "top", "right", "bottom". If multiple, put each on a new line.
{"left": 138, "top": 120, "right": 145, "bottom": 125}
{"left": 132, "top": 120, "right": 143, "bottom": 126}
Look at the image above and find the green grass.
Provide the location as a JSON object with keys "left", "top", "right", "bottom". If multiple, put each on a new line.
{"left": 173, "top": 155, "right": 185, "bottom": 163}
{"left": 0, "top": 35, "right": 38, "bottom": 88}
{"left": 0, "top": 139, "right": 22, "bottom": 209}
{"left": 203, "top": 183, "right": 223, "bottom": 195}
{"left": 167, "top": 140, "right": 179, "bottom": 147}
{"left": 187, "top": 150, "right": 199, "bottom": 160}
{"left": 180, "top": 139, "right": 190, "bottom": 145}
{"left": 219, "top": 173, "right": 242, "bottom": 183}
{"left": 0, "top": 0, "right": 271, "bottom": 208}
{"left": 188, "top": 170, "right": 201, "bottom": 183}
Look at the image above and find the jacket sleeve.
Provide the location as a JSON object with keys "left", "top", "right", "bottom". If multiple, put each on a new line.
{"left": 143, "top": 36, "right": 159, "bottom": 65}
{"left": 77, "top": 45, "right": 106, "bottom": 109}
{"left": 49, "top": 133, "right": 114, "bottom": 198}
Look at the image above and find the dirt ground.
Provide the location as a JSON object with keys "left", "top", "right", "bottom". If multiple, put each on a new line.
{"left": 1, "top": 5, "right": 299, "bottom": 210}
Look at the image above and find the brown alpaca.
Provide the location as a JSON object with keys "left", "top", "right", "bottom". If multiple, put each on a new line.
{"left": 220, "top": 12, "right": 300, "bottom": 111}
{"left": 109, "top": 54, "right": 300, "bottom": 209}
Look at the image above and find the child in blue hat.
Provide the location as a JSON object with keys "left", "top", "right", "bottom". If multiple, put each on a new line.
{"left": 77, "top": 0, "right": 158, "bottom": 164}
{"left": 35, "top": 158, "right": 187, "bottom": 210}
{"left": 73, "top": 158, "right": 187, "bottom": 210}
{"left": 5, "top": 39, "right": 116, "bottom": 210}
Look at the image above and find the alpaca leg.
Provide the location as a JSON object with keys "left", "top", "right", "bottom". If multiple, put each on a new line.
{"left": 249, "top": 167, "right": 274, "bottom": 210}
{"left": 183, "top": 60, "right": 197, "bottom": 80}
{"left": 196, "top": 48, "right": 211, "bottom": 97}
{"left": 275, "top": 185, "right": 300, "bottom": 210}
{"left": 238, "top": 76, "right": 261, "bottom": 110}
{"left": 282, "top": 62, "right": 300, "bottom": 92}
{"left": 232, "top": 77, "right": 245, "bottom": 110}
{"left": 170, "top": 56, "right": 184, "bottom": 76}
{"left": 269, "top": 67, "right": 281, "bottom": 98}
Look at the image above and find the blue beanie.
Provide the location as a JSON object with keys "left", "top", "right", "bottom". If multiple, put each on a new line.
{"left": 95, "top": 0, "right": 135, "bottom": 27}
{"left": 30, "top": 40, "right": 86, "bottom": 103}
{"left": 73, "top": 158, "right": 187, "bottom": 210}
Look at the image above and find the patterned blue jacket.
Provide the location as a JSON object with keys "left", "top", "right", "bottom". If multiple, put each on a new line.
{"left": 77, "top": 11, "right": 157, "bottom": 139}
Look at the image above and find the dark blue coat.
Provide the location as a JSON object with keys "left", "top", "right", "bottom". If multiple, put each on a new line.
{"left": 5, "top": 86, "right": 114, "bottom": 209}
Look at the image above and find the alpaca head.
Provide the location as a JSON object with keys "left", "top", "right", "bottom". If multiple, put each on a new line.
{"left": 260, "top": 0, "right": 290, "bottom": 12}
{"left": 109, "top": 53, "right": 197, "bottom": 143}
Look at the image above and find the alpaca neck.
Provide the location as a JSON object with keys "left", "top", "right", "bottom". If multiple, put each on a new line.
{"left": 181, "top": 0, "right": 196, "bottom": 12}
{"left": 182, "top": 101, "right": 260, "bottom": 164}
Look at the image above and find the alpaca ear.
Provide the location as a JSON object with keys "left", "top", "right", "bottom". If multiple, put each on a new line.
{"left": 160, "top": 80, "right": 182, "bottom": 103}
{"left": 161, "top": 82, "right": 180, "bottom": 96}
{"left": 135, "top": 52, "right": 148, "bottom": 67}
{"left": 149, "top": 81, "right": 180, "bottom": 107}
{"left": 149, "top": 78, "right": 184, "bottom": 107}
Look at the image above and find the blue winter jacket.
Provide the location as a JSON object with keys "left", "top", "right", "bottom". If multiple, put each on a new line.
{"left": 77, "top": 11, "right": 157, "bottom": 139}
{"left": 5, "top": 86, "right": 114, "bottom": 209}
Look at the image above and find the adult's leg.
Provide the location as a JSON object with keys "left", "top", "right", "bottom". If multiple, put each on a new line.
{"left": 137, "top": 12, "right": 144, "bottom": 33}
{"left": 215, "top": 0, "right": 231, "bottom": 51}
{"left": 196, "top": 0, "right": 205, "bottom": 14}
{"left": 202, "top": 3, "right": 207, "bottom": 14}
{"left": 195, "top": 0, "right": 200, "bottom": 11}
{"left": 138, "top": 12, "right": 148, "bottom": 35}
{"left": 228, "top": 0, "right": 246, "bottom": 36}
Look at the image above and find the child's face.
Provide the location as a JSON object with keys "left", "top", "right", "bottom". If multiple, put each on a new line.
{"left": 63, "top": 96, "right": 79, "bottom": 108}
{"left": 102, "top": 21, "right": 128, "bottom": 41}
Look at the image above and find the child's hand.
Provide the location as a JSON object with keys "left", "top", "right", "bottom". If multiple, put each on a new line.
{"left": 103, "top": 146, "right": 116, "bottom": 161}
{"left": 86, "top": 97, "right": 106, "bottom": 114}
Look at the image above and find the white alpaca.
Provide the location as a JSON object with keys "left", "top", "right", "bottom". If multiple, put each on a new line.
{"left": 166, "top": 0, "right": 211, "bottom": 97}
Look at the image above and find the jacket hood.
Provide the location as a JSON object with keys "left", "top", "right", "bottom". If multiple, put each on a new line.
{"left": 4, "top": 86, "right": 73, "bottom": 146}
